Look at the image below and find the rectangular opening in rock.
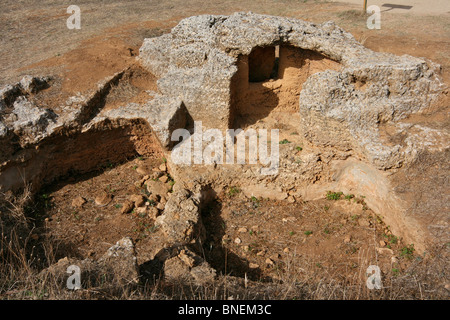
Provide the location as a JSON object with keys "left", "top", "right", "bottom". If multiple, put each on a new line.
{"left": 248, "top": 46, "right": 277, "bottom": 82}
{"left": 230, "top": 45, "right": 341, "bottom": 129}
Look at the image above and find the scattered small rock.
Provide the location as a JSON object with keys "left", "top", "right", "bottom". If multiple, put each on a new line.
{"left": 121, "top": 200, "right": 134, "bottom": 214}
{"left": 256, "top": 250, "right": 265, "bottom": 256}
{"left": 136, "top": 207, "right": 147, "bottom": 215}
{"left": 270, "top": 253, "right": 281, "bottom": 260}
{"left": 379, "top": 240, "right": 386, "bottom": 247}
{"left": 148, "top": 207, "right": 159, "bottom": 219}
{"left": 376, "top": 247, "right": 394, "bottom": 255}
{"left": 148, "top": 193, "right": 160, "bottom": 203}
{"left": 95, "top": 192, "right": 112, "bottom": 206}
{"left": 146, "top": 180, "right": 170, "bottom": 197}
{"left": 178, "top": 250, "right": 195, "bottom": 268}
{"left": 265, "top": 258, "right": 274, "bottom": 266}
{"left": 159, "top": 175, "right": 169, "bottom": 183}
{"left": 129, "top": 195, "right": 145, "bottom": 207}
{"left": 159, "top": 163, "right": 167, "bottom": 172}
{"left": 149, "top": 171, "right": 163, "bottom": 180}
{"left": 238, "top": 227, "right": 248, "bottom": 233}
{"left": 358, "top": 219, "right": 370, "bottom": 227}
{"left": 156, "top": 202, "right": 165, "bottom": 211}
{"left": 222, "top": 234, "right": 231, "bottom": 243}
{"left": 234, "top": 237, "right": 242, "bottom": 244}
{"left": 287, "top": 195, "right": 296, "bottom": 203}
{"left": 344, "top": 235, "right": 352, "bottom": 243}
{"left": 72, "top": 196, "right": 86, "bottom": 208}
{"left": 136, "top": 167, "right": 149, "bottom": 176}
{"left": 249, "top": 263, "right": 259, "bottom": 269}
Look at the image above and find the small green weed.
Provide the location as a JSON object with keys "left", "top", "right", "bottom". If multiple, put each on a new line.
{"left": 326, "top": 191, "right": 343, "bottom": 200}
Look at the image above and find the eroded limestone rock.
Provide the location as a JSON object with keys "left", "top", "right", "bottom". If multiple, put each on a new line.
{"left": 139, "top": 12, "right": 445, "bottom": 169}
{"left": 155, "top": 189, "right": 205, "bottom": 245}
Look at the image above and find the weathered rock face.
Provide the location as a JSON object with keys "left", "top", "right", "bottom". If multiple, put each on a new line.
{"left": 300, "top": 58, "right": 443, "bottom": 170}
{"left": 0, "top": 12, "right": 447, "bottom": 254}
{"left": 163, "top": 248, "right": 216, "bottom": 286}
{"left": 155, "top": 189, "right": 205, "bottom": 245}
{"left": 0, "top": 71, "right": 166, "bottom": 192}
{"left": 140, "top": 12, "right": 444, "bottom": 169}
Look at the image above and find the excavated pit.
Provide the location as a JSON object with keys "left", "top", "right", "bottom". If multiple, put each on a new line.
{"left": 1, "top": 13, "right": 448, "bottom": 298}
{"left": 1, "top": 120, "right": 161, "bottom": 193}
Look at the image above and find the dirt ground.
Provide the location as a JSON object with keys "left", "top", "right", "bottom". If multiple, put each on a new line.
{"left": 1, "top": 0, "right": 449, "bottom": 299}
{"left": 1, "top": 0, "right": 449, "bottom": 88}
{"left": 29, "top": 152, "right": 424, "bottom": 298}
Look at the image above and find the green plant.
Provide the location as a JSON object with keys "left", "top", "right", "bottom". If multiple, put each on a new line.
{"left": 279, "top": 139, "right": 291, "bottom": 144}
{"left": 326, "top": 191, "right": 343, "bottom": 200}
{"left": 295, "top": 146, "right": 303, "bottom": 151}
{"left": 344, "top": 194, "right": 354, "bottom": 201}
{"left": 383, "top": 234, "right": 398, "bottom": 245}
{"left": 304, "top": 230, "right": 313, "bottom": 236}
{"left": 250, "top": 196, "right": 260, "bottom": 208}
{"left": 114, "top": 204, "right": 122, "bottom": 209}
{"left": 107, "top": 185, "right": 116, "bottom": 193}
{"left": 375, "top": 215, "right": 383, "bottom": 224}
{"left": 39, "top": 193, "right": 52, "bottom": 209}
{"left": 72, "top": 211, "right": 80, "bottom": 220}
{"left": 228, "top": 186, "right": 240, "bottom": 197}
{"left": 289, "top": 231, "right": 295, "bottom": 236}
{"left": 147, "top": 225, "right": 159, "bottom": 233}
{"left": 400, "top": 244, "right": 415, "bottom": 259}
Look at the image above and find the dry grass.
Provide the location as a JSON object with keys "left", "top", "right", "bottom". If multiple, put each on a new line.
{"left": 0, "top": 183, "right": 448, "bottom": 300}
